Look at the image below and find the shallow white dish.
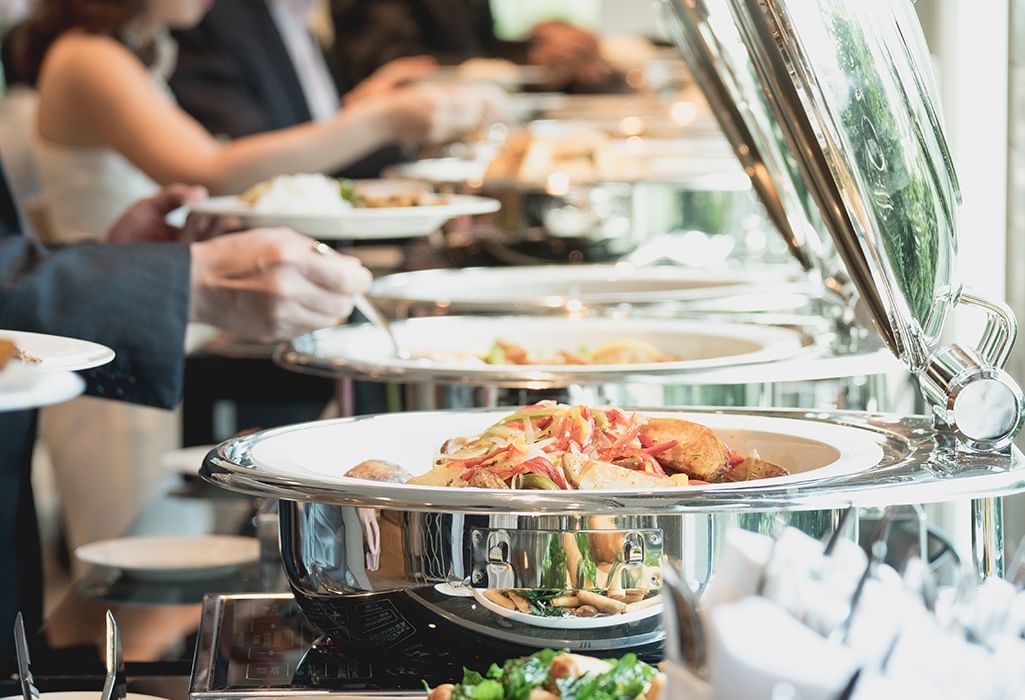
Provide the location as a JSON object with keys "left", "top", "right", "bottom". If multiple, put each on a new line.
{"left": 0, "top": 365, "right": 84, "bottom": 412}
{"left": 283, "top": 316, "right": 808, "bottom": 385}
{"left": 471, "top": 589, "right": 663, "bottom": 630}
{"left": 246, "top": 410, "right": 886, "bottom": 495}
{"left": 0, "top": 329, "right": 115, "bottom": 371}
{"left": 160, "top": 445, "right": 216, "bottom": 476}
{"left": 75, "top": 535, "right": 259, "bottom": 581}
{"left": 369, "top": 264, "right": 802, "bottom": 312}
{"left": 193, "top": 193, "right": 500, "bottom": 240}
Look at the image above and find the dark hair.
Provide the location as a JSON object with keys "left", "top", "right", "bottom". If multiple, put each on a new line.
{"left": 10, "top": 0, "right": 146, "bottom": 86}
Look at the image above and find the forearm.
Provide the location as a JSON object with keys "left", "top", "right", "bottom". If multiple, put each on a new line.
{"left": 0, "top": 238, "right": 191, "bottom": 408}
{"left": 180, "top": 100, "right": 401, "bottom": 194}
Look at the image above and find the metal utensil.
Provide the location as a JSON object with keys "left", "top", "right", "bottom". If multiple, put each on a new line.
{"left": 13, "top": 612, "right": 39, "bottom": 700}
{"left": 352, "top": 294, "right": 410, "bottom": 360}
{"left": 663, "top": 565, "right": 709, "bottom": 679}
{"left": 100, "top": 610, "right": 125, "bottom": 700}
{"left": 823, "top": 504, "right": 855, "bottom": 557}
{"left": 310, "top": 240, "right": 410, "bottom": 360}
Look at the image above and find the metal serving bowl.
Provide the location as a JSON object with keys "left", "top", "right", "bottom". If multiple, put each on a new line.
{"left": 202, "top": 407, "right": 1025, "bottom": 654}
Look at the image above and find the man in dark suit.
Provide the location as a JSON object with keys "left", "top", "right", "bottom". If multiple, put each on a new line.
{"left": 0, "top": 169, "right": 371, "bottom": 669}
{"left": 170, "top": 0, "right": 432, "bottom": 178}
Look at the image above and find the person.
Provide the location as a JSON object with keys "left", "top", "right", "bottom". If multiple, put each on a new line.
{"left": 10, "top": 0, "right": 502, "bottom": 241}
{"left": 169, "top": 0, "right": 438, "bottom": 178}
{"left": 0, "top": 164, "right": 371, "bottom": 669}
{"left": 329, "top": 0, "right": 614, "bottom": 91}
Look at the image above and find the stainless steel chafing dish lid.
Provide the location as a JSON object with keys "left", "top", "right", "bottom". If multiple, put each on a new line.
{"left": 662, "top": 0, "right": 1023, "bottom": 449}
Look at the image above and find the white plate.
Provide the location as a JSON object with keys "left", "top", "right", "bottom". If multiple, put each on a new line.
{"left": 160, "top": 445, "right": 216, "bottom": 476}
{"left": 3, "top": 694, "right": 168, "bottom": 700}
{"left": 370, "top": 264, "right": 802, "bottom": 311}
{"left": 0, "top": 330, "right": 115, "bottom": 371}
{"left": 471, "top": 589, "right": 663, "bottom": 630}
{"left": 75, "top": 535, "right": 259, "bottom": 581}
{"left": 246, "top": 410, "right": 886, "bottom": 494}
{"left": 288, "top": 316, "right": 807, "bottom": 383}
{"left": 193, "top": 194, "right": 500, "bottom": 240}
{"left": 0, "top": 365, "right": 84, "bottom": 411}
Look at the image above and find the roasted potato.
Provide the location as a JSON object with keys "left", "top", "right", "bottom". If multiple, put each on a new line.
{"left": 344, "top": 460, "right": 411, "bottom": 483}
{"left": 718, "top": 456, "right": 789, "bottom": 482}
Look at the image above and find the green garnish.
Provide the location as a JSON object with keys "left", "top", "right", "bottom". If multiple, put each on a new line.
{"left": 540, "top": 537, "right": 568, "bottom": 590}
{"left": 338, "top": 178, "right": 361, "bottom": 206}
{"left": 431, "top": 649, "right": 659, "bottom": 700}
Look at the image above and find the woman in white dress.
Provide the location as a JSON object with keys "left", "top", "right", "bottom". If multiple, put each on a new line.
{"left": 11, "top": 0, "right": 499, "bottom": 554}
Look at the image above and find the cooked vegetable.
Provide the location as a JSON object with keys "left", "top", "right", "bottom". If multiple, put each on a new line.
{"left": 479, "top": 338, "right": 677, "bottom": 366}
{"left": 426, "top": 650, "right": 663, "bottom": 700}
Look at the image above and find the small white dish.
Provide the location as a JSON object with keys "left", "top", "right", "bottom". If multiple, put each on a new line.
{"left": 0, "top": 329, "right": 115, "bottom": 371}
{"left": 193, "top": 193, "right": 500, "bottom": 240}
{"left": 472, "top": 589, "right": 663, "bottom": 630}
{"left": 75, "top": 535, "right": 259, "bottom": 582}
{"left": 0, "top": 365, "right": 84, "bottom": 412}
{"left": 159, "top": 445, "right": 217, "bottom": 477}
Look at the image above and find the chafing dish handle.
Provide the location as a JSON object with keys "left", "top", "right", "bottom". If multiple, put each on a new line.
{"left": 920, "top": 290, "right": 1025, "bottom": 451}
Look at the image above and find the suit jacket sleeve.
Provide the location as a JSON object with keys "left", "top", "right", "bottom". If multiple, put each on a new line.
{"left": 0, "top": 238, "right": 191, "bottom": 409}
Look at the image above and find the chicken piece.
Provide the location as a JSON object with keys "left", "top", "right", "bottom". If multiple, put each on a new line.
{"left": 427, "top": 683, "right": 454, "bottom": 700}
{"left": 639, "top": 418, "right": 729, "bottom": 482}
{"left": 407, "top": 464, "right": 468, "bottom": 487}
{"left": 0, "top": 340, "right": 16, "bottom": 370}
{"left": 717, "top": 455, "right": 789, "bottom": 483}
{"left": 646, "top": 672, "right": 667, "bottom": 700}
{"left": 550, "top": 653, "right": 613, "bottom": 681}
{"left": 344, "top": 460, "right": 411, "bottom": 483}
{"left": 467, "top": 469, "right": 509, "bottom": 489}
{"left": 563, "top": 453, "right": 669, "bottom": 490}
{"left": 528, "top": 690, "right": 559, "bottom": 700}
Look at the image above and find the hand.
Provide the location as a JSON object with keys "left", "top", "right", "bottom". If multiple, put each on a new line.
{"left": 345, "top": 55, "right": 438, "bottom": 105}
{"left": 189, "top": 229, "right": 372, "bottom": 342}
{"left": 381, "top": 82, "right": 508, "bottom": 144}
{"left": 107, "top": 184, "right": 242, "bottom": 243}
{"left": 107, "top": 184, "right": 207, "bottom": 243}
{"left": 528, "top": 21, "right": 612, "bottom": 89}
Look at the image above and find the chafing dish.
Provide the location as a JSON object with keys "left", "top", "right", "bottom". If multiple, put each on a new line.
{"left": 201, "top": 0, "right": 1025, "bottom": 656}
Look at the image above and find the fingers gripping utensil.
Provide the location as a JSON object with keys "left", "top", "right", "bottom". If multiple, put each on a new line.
{"left": 100, "top": 610, "right": 126, "bottom": 700}
{"left": 311, "top": 241, "right": 410, "bottom": 360}
{"left": 13, "top": 613, "right": 40, "bottom": 700}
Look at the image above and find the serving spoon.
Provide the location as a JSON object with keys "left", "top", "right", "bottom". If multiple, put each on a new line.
{"left": 311, "top": 242, "right": 410, "bottom": 360}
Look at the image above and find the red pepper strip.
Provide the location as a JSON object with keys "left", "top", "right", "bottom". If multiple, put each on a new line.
{"left": 727, "top": 448, "right": 745, "bottom": 466}
{"left": 644, "top": 440, "right": 678, "bottom": 456}
{"left": 688, "top": 479, "right": 709, "bottom": 486}
{"left": 513, "top": 456, "right": 568, "bottom": 489}
{"left": 451, "top": 445, "right": 514, "bottom": 469}
{"left": 638, "top": 433, "right": 654, "bottom": 448}
{"left": 608, "top": 421, "right": 642, "bottom": 452}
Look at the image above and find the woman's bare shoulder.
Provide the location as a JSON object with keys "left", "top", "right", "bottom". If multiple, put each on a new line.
{"left": 40, "top": 31, "right": 148, "bottom": 93}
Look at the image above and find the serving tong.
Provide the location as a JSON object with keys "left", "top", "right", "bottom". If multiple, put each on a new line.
{"left": 12, "top": 609, "right": 124, "bottom": 700}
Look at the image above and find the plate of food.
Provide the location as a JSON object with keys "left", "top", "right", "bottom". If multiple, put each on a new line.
{"left": 278, "top": 315, "right": 808, "bottom": 386}
{"left": 240, "top": 403, "right": 885, "bottom": 502}
{"left": 193, "top": 174, "right": 500, "bottom": 239}
{"left": 0, "top": 339, "right": 85, "bottom": 411}
{"left": 425, "top": 648, "right": 665, "bottom": 700}
{"left": 0, "top": 330, "right": 115, "bottom": 371}
{"left": 473, "top": 588, "right": 663, "bottom": 629}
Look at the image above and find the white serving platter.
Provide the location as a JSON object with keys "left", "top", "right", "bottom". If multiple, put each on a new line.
{"left": 244, "top": 410, "right": 885, "bottom": 498}
{"left": 193, "top": 193, "right": 499, "bottom": 240}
